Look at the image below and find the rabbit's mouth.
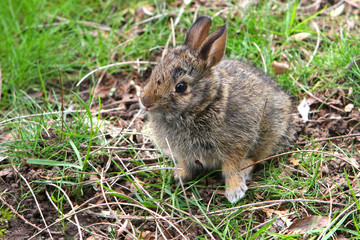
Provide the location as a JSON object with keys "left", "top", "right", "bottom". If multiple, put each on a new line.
{"left": 138, "top": 98, "right": 159, "bottom": 113}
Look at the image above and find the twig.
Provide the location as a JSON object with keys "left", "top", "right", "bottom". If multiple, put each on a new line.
{"left": 253, "top": 42, "right": 267, "bottom": 74}
{"left": 79, "top": 20, "right": 118, "bottom": 33}
{"left": 76, "top": 61, "right": 156, "bottom": 87}
{"left": 298, "top": 0, "right": 322, "bottom": 10}
{"left": 162, "top": 32, "right": 172, "bottom": 60}
{"left": 110, "top": 40, "right": 130, "bottom": 60}
{"left": 50, "top": 15, "right": 121, "bottom": 35}
{"left": 296, "top": 133, "right": 360, "bottom": 145}
{"left": 0, "top": 107, "right": 123, "bottom": 125}
{"left": 89, "top": 145, "right": 160, "bottom": 151}
{"left": 135, "top": 14, "right": 165, "bottom": 26}
{"left": 161, "top": 9, "right": 184, "bottom": 60}
{"left": 289, "top": 74, "right": 345, "bottom": 113}
{"left": 345, "top": 0, "right": 360, "bottom": 8}
{"left": 23, "top": 21, "right": 69, "bottom": 30}
{"left": 240, "top": 149, "right": 359, "bottom": 171}
{"left": 0, "top": 120, "right": 51, "bottom": 138}
{"left": 90, "top": 68, "right": 107, "bottom": 107}
{"left": 306, "top": 21, "right": 321, "bottom": 67}
{"left": 170, "top": 17, "right": 176, "bottom": 48}
{"left": 209, "top": 198, "right": 347, "bottom": 215}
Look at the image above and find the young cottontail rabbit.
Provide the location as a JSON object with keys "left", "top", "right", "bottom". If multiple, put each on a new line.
{"left": 140, "top": 16, "right": 293, "bottom": 203}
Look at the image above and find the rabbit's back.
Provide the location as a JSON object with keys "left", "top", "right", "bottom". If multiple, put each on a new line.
{"left": 216, "top": 59, "right": 292, "bottom": 159}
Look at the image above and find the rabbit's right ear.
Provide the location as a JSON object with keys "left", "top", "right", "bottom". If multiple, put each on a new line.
{"left": 198, "top": 25, "right": 227, "bottom": 68}
{"left": 184, "top": 16, "right": 212, "bottom": 51}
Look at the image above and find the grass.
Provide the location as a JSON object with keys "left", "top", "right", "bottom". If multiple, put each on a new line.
{"left": 0, "top": 206, "right": 15, "bottom": 238}
{"left": 1, "top": 0, "right": 360, "bottom": 239}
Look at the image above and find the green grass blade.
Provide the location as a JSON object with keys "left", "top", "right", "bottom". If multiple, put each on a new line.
{"left": 27, "top": 158, "right": 82, "bottom": 170}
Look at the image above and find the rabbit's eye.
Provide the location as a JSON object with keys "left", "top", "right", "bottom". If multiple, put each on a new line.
{"left": 175, "top": 82, "right": 187, "bottom": 93}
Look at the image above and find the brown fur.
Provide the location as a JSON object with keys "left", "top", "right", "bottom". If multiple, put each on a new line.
{"left": 140, "top": 16, "right": 294, "bottom": 203}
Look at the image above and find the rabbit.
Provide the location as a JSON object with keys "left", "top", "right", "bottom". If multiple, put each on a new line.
{"left": 140, "top": 15, "right": 294, "bottom": 203}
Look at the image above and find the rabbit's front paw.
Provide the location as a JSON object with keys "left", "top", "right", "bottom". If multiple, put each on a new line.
{"left": 225, "top": 181, "right": 248, "bottom": 204}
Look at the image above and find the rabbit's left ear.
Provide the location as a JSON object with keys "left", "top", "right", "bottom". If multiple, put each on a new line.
{"left": 198, "top": 25, "right": 227, "bottom": 68}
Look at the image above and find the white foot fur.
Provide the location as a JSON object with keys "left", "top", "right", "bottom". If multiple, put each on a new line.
{"left": 225, "top": 182, "right": 248, "bottom": 204}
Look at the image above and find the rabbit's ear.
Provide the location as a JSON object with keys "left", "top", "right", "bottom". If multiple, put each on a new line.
{"left": 198, "top": 25, "right": 227, "bottom": 68}
{"left": 184, "top": 16, "right": 212, "bottom": 51}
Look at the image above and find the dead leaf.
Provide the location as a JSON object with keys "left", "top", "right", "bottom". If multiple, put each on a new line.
{"left": 0, "top": 132, "right": 14, "bottom": 141}
{"left": 90, "top": 174, "right": 101, "bottom": 191}
{"left": 262, "top": 208, "right": 292, "bottom": 227}
{"left": 272, "top": 60, "right": 289, "bottom": 75}
{"left": 344, "top": 103, "right": 354, "bottom": 112}
{"left": 288, "top": 215, "right": 330, "bottom": 233}
{"left": 140, "top": 231, "right": 165, "bottom": 240}
{"left": 289, "top": 157, "right": 299, "bottom": 166}
{"left": 262, "top": 208, "right": 289, "bottom": 217}
{"left": 0, "top": 167, "right": 11, "bottom": 177}
{"left": 329, "top": 4, "right": 345, "bottom": 17}
{"left": 288, "top": 32, "right": 311, "bottom": 41}
{"left": 297, "top": 97, "right": 310, "bottom": 123}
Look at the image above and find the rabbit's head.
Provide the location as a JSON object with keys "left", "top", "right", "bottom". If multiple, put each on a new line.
{"left": 140, "top": 16, "right": 227, "bottom": 117}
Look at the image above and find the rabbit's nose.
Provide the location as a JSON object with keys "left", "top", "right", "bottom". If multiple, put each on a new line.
{"left": 140, "top": 94, "right": 153, "bottom": 109}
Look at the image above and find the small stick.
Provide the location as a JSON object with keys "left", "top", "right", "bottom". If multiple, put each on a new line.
{"left": 253, "top": 42, "right": 267, "bottom": 74}
{"left": 209, "top": 198, "right": 347, "bottom": 215}
{"left": 0, "top": 107, "right": 123, "bottom": 125}
{"left": 170, "top": 17, "right": 176, "bottom": 47}
{"left": 296, "top": 133, "right": 360, "bottom": 145}
{"left": 306, "top": 21, "right": 321, "bottom": 67}
{"left": 289, "top": 74, "right": 345, "bottom": 113}
{"left": 76, "top": 61, "right": 156, "bottom": 87}
{"left": 298, "top": 0, "right": 321, "bottom": 10}
{"left": 135, "top": 13, "right": 165, "bottom": 26}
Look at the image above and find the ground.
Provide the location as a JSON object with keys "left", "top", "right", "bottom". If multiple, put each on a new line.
{"left": 0, "top": 0, "right": 359, "bottom": 239}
